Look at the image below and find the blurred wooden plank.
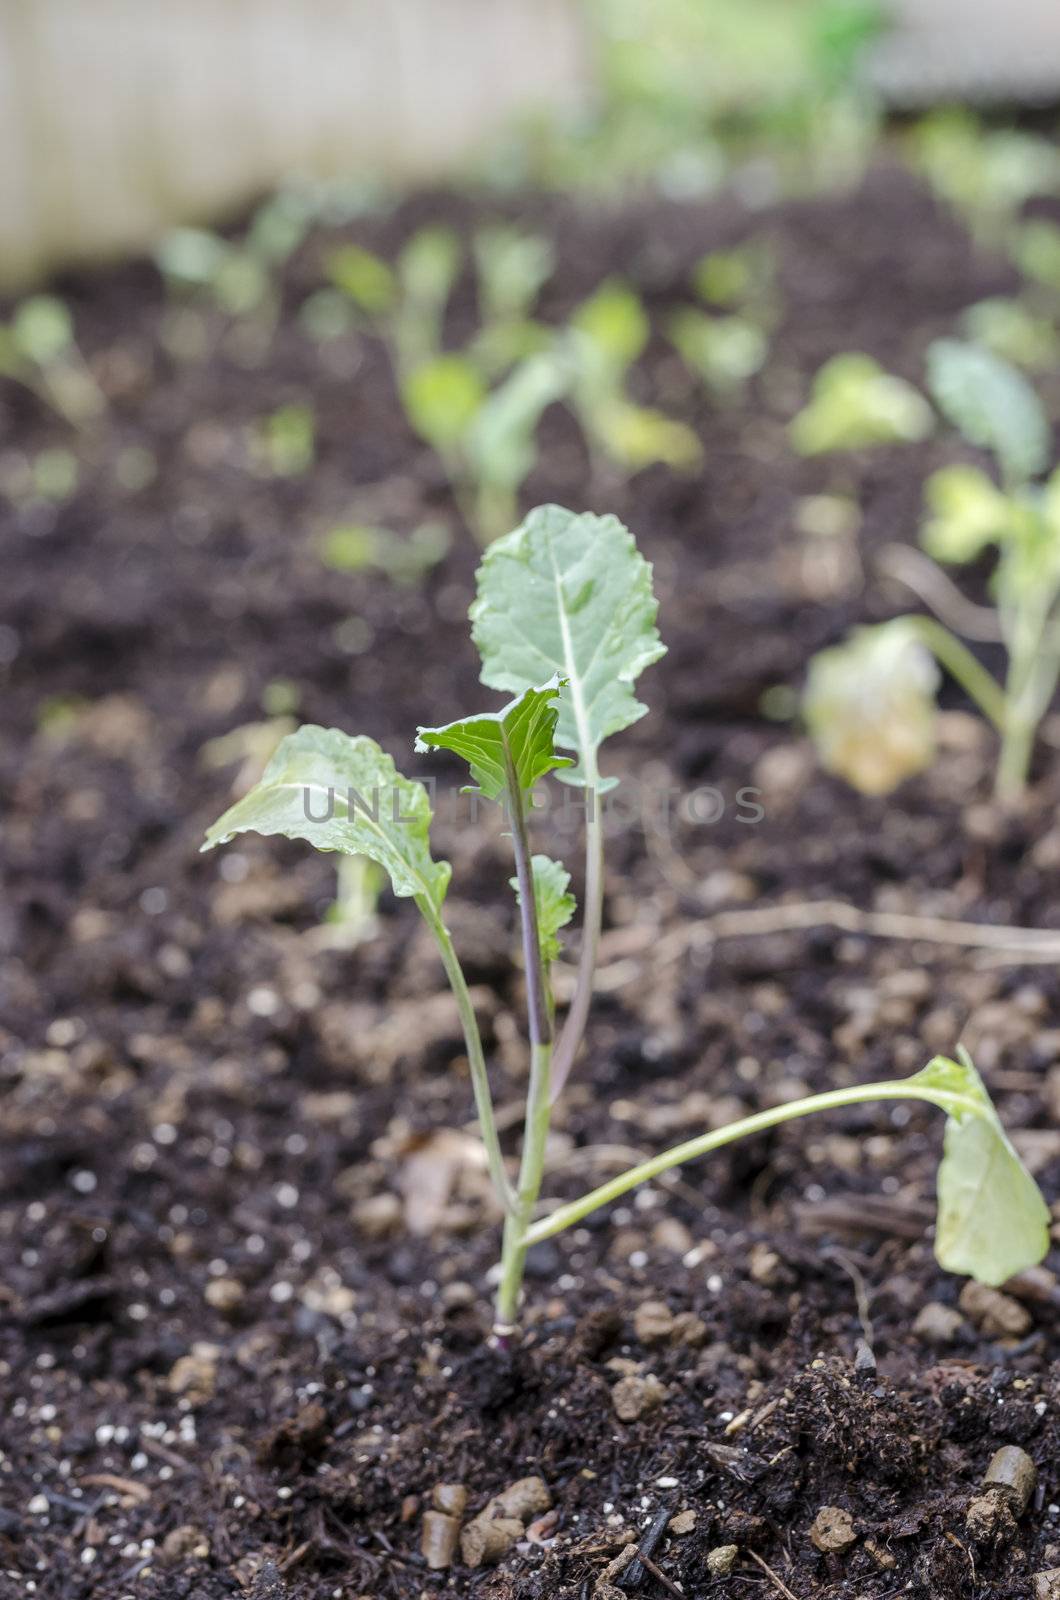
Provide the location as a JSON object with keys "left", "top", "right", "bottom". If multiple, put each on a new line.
{"left": 868, "top": 0, "right": 1060, "bottom": 105}
{"left": 0, "top": 0, "right": 590, "bottom": 287}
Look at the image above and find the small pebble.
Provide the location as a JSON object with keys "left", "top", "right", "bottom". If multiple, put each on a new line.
{"left": 984, "top": 1446, "right": 1037, "bottom": 1514}
{"left": 420, "top": 1511, "right": 459, "bottom": 1570}
{"left": 487, "top": 1476, "right": 551, "bottom": 1522}
{"left": 958, "top": 1281, "right": 1032, "bottom": 1339}
{"left": 612, "top": 1373, "right": 666, "bottom": 1422}
{"left": 706, "top": 1544, "right": 738, "bottom": 1577}
{"left": 460, "top": 1515, "right": 522, "bottom": 1568}
{"left": 912, "top": 1301, "right": 964, "bottom": 1346}
{"left": 669, "top": 1509, "right": 696, "bottom": 1535}
{"left": 1033, "top": 1568, "right": 1060, "bottom": 1599}
{"left": 633, "top": 1300, "right": 674, "bottom": 1346}
{"left": 810, "top": 1505, "right": 857, "bottom": 1553}
{"left": 431, "top": 1483, "right": 468, "bottom": 1518}
{"left": 204, "top": 1278, "right": 244, "bottom": 1314}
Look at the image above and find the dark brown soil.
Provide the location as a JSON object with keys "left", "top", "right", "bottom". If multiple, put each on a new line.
{"left": 2, "top": 161, "right": 1059, "bottom": 1600}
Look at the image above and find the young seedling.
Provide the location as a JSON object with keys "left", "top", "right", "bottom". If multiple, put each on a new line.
{"left": 0, "top": 295, "right": 106, "bottom": 429}
{"left": 805, "top": 341, "right": 1060, "bottom": 799}
{"left": 566, "top": 281, "right": 702, "bottom": 481}
{"left": 790, "top": 353, "right": 934, "bottom": 454}
{"left": 202, "top": 505, "right": 1049, "bottom": 1335}
{"left": 470, "top": 225, "right": 555, "bottom": 377}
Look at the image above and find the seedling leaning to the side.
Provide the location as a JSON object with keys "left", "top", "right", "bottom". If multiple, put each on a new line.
{"left": 202, "top": 505, "right": 1049, "bottom": 1336}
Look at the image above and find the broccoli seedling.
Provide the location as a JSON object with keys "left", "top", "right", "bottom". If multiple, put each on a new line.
{"left": 0, "top": 295, "right": 106, "bottom": 430}
{"left": 203, "top": 505, "right": 1049, "bottom": 1335}
{"left": 790, "top": 353, "right": 934, "bottom": 454}
{"left": 566, "top": 281, "right": 702, "bottom": 478}
{"left": 805, "top": 342, "right": 1060, "bottom": 799}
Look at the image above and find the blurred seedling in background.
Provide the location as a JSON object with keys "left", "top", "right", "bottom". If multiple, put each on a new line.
{"left": 790, "top": 352, "right": 934, "bottom": 454}
{"left": 155, "top": 191, "right": 312, "bottom": 364}
{"left": 805, "top": 342, "right": 1060, "bottom": 800}
{"left": 469, "top": 225, "right": 556, "bottom": 377}
{"left": 0, "top": 295, "right": 106, "bottom": 430}
{"left": 667, "top": 240, "right": 776, "bottom": 400}
{"left": 251, "top": 403, "right": 316, "bottom": 478}
{"left": 566, "top": 280, "right": 702, "bottom": 481}
{"left": 959, "top": 297, "right": 1059, "bottom": 374}
{"left": 320, "top": 521, "right": 451, "bottom": 586}
{"left": 202, "top": 504, "right": 1048, "bottom": 1335}
{"left": 907, "top": 109, "right": 1060, "bottom": 249}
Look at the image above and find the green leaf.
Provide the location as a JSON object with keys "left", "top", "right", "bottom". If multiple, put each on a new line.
{"left": 791, "top": 353, "right": 934, "bottom": 454}
{"left": 326, "top": 245, "right": 396, "bottom": 314}
{"left": 961, "top": 297, "right": 1058, "bottom": 372}
{"left": 415, "top": 679, "right": 573, "bottom": 801}
{"left": 927, "top": 339, "right": 1050, "bottom": 484}
{"left": 914, "top": 1052, "right": 1050, "bottom": 1286}
{"left": 473, "top": 226, "right": 554, "bottom": 326}
{"left": 594, "top": 402, "right": 702, "bottom": 471}
{"left": 668, "top": 309, "right": 768, "bottom": 392}
{"left": 465, "top": 351, "right": 569, "bottom": 503}
{"left": 397, "top": 226, "right": 461, "bottom": 311}
{"left": 470, "top": 504, "right": 666, "bottom": 789}
{"left": 510, "top": 854, "right": 576, "bottom": 963}
{"left": 571, "top": 281, "right": 649, "bottom": 372}
{"left": 1013, "top": 219, "right": 1060, "bottom": 293}
{"left": 12, "top": 296, "right": 74, "bottom": 366}
{"left": 804, "top": 619, "right": 939, "bottom": 796}
{"left": 401, "top": 356, "right": 487, "bottom": 453}
{"left": 202, "top": 724, "right": 450, "bottom": 914}
{"left": 921, "top": 465, "right": 1020, "bottom": 564}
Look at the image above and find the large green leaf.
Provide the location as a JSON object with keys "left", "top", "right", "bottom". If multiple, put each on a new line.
{"left": 202, "top": 724, "right": 450, "bottom": 914}
{"left": 915, "top": 1053, "right": 1050, "bottom": 1286}
{"left": 927, "top": 339, "right": 1050, "bottom": 485}
{"left": 414, "top": 679, "right": 573, "bottom": 801}
{"left": 470, "top": 505, "right": 666, "bottom": 789}
{"left": 510, "top": 854, "right": 576, "bottom": 964}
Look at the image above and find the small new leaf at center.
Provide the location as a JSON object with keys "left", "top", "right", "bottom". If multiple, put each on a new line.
{"left": 414, "top": 677, "right": 573, "bottom": 800}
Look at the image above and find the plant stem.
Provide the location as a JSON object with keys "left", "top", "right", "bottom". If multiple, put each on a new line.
{"left": 420, "top": 899, "right": 516, "bottom": 1217}
{"left": 522, "top": 1080, "right": 981, "bottom": 1247}
{"left": 495, "top": 1039, "right": 552, "bottom": 1333}
{"left": 905, "top": 615, "right": 1007, "bottom": 731}
{"left": 550, "top": 758, "right": 603, "bottom": 1104}
{"left": 493, "top": 756, "right": 553, "bottom": 1336}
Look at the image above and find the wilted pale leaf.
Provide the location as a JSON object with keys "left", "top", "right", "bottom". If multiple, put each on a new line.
{"left": 804, "top": 620, "right": 940, "bottom": 796}
{"left": 415, "top": 678, "right": 573, "bottom": 800}
{"left": 914, "top": 1053, "right": 1050, "bottom": 1286}
{"left": 202, "top": 724, "right": 450, "bottom": 913}
{"left": 471, "top": 504, "right": 666, "bottom": 789}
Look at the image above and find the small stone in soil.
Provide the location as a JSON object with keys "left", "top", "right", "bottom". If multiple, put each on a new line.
{"left": 460, "top": 1514, "right": 523, "bottom": 1568}
{"left": 669, "top": 1509, "right": 696, "bottom": 1535}
{"left": 633, "top": 1299, "right": 674, "bottom": 1346}
{"left": 810, "top": 1505, "right": 857, "bottom": 1553}
{"left": 958, "top": 1281, "right": 1032, "bottom": 1339}
{"left": 204, "top": 1276, "right": 244, "bottom": 1314}
{"left": 612, "top": 1373, "right": 666, "bottom": 1421}
{"left": 983, "top": 1445, "right": 1037, "bottom": 1513}
{"left": 912, "top": 1301, "right": 965, "bottom": 1346}
{"left": 420, "top": 1510, "right": 460, "bottom": 1570}
{"left": 487, "top": 1476, "right": 552, "bottom": 1521}
{"left": 159, "top": 1525, "right": 209, "bottom": 1565}
{"left": 1034, "top": 1569, "right": 1060, "bottom": 1599}
{"left": 432, "top": 1482, "right": 468, "bottom": 1517}
{"left": 966, "top": 1489, "right": 1018, "bottom": 1547}
{"left": 706, "top": 1544, "right": 738, "bottom": 1576}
